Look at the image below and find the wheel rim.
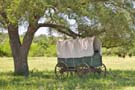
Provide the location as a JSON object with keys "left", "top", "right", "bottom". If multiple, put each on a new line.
{"left": 76, "top": 63, "right": 89, "bottom": 77}
{"left": 55, "top": 62, "right": 68, "bottom": 79}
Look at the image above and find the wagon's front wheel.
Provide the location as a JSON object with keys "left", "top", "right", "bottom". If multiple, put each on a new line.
{"left": 55, "top": 62, "right": 68, "bottom": 79}
{"left": 76, "top": 63, "right": 89, "bottom": 77}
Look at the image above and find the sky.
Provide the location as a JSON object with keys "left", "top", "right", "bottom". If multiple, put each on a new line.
{"left": 18, "top": 26, "right": 49, "bottom": 36}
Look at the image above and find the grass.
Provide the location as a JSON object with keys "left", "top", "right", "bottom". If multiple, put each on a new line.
{"left": 0, "top": 56, "right": 135, "bottom": 90}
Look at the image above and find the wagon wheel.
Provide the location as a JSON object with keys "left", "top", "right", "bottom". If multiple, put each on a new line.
{"left": 55, "top": 62, "right": 69, "bottom": 79}
{"left": 98, "top": 63, "right": 107, "bottom": 77}
{"left": 76, "top": 63, "right": 89, "bottom": 77}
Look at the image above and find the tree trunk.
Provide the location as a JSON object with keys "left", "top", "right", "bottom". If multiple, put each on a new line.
{"left": 8, "top": 24, "right": 35, "bottom": 76}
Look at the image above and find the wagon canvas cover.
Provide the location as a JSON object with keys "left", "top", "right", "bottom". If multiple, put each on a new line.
{"left": 57, "top": 37, "right": 101, "bottom": 58}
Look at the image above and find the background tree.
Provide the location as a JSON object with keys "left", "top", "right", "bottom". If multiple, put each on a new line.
{"left": 0, "top": 0, "right": 134, "bottom": 76}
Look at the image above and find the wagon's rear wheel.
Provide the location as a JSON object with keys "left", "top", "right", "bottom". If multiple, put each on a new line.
{"left": 98, "top": 63, "right": 107, "bottom": 76}
{"left": 55, "top": 62, "right": 69, "bottom": 79}
{"left": 76, "top": 63, "right": 89, "bottom": 77}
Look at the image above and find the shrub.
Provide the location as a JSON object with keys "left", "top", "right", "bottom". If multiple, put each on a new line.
{"left": 45, "top": 45, "right": 57, "bottom": 57}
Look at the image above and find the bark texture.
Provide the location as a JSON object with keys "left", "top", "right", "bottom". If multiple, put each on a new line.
{"left": 8, "top": 24, "right": 36, "bottom": 76}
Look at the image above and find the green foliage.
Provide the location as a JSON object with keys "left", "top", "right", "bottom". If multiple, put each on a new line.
{"left": 45, "top": 45, "right": 57, "bottom": 57}
{"left": 29, "top": 35, "right": 57, "bottom": 57}
{"left": 0, "top": 34, "right": 11, "bottom": 57}
{"left": 28, "top": 43, "right": 40, "bottom": 57}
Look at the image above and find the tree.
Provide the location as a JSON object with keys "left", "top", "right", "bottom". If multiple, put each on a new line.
{"left": 0, "top": 0, "right": 80, "bottom": 76}
{"left": 0, "top": 0, "right": 134, "bottom": 76}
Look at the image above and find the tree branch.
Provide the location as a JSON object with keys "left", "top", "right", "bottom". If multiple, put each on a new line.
{"left": 37, "top": 23, "right": 81, "bottom": 38}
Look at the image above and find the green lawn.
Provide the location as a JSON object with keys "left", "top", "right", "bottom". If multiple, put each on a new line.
{"left": 0, "top": 56, "right": 135, "bottom": 90}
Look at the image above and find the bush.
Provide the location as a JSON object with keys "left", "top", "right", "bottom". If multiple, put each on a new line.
{"left": 0, "top": 39, "right": 12, "bottom": 57}
{"left": 45, "top": 45, "right": 57, "bottom": 57}
{"left": 29, "top": 43, "right": 57, "bottom": 57}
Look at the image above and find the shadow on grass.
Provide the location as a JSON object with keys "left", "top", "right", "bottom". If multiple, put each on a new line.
{"left": 1, "top": 70, "right": 135, "bottom": 90}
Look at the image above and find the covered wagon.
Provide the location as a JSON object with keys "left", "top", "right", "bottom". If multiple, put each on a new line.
{"left": 55, "top": 36, "right": 106, "bottom": 78}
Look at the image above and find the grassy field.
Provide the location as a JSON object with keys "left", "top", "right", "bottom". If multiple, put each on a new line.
{"left": 0, "top": 56, "right": 135, "bottom": 90}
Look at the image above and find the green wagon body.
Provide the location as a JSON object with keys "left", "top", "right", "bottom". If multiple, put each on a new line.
{"left": 57, "top": 53, "right": 102, "bottom": 68}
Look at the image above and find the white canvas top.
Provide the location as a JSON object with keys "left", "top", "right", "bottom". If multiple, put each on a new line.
{"left": 57, "top": 36, "right": 101, "bottom": 58}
